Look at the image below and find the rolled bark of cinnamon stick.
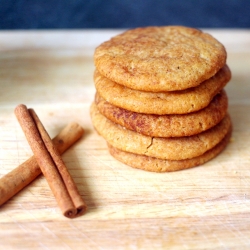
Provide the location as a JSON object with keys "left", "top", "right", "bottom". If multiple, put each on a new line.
{"left": 0, "top": 122, "right": 84, "bottom": 208}
{"left": 13, "top": 104, "right": 86, "bottom": 218}
{"left": 29, "top": 108, "right": 86, "bottom": 216}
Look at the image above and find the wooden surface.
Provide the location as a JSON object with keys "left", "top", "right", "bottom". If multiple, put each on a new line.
{"left": 0, "top": 29, "right": 250, "bottom": 250}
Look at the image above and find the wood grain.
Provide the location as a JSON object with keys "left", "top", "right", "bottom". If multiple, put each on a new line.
{"left": 0, "top": 30, "right": 250, "bottom": 249}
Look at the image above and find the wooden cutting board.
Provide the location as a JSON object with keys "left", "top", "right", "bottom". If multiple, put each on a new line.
{"left": 0, "top": 29, "right": 250, "bottom": 250}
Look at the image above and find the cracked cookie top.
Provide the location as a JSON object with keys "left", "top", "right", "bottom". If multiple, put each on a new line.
{"left": 107, "top": 126, "right": 232, "bottom": 172}
{"left": 94, "top": 26, "right": 227, "bottom": 92}
{"left": 90, "top": 102, "right": 231, "bottom": 161}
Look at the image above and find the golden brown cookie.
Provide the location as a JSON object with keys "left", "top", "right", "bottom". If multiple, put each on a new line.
{"left": 94, "top": 26, "right": 227, "bottom": 92}
{"left": 90, "top": 102, "right": 232, "bottom": 160}
{"left": 95, "top": 89, "right": 228, "bottom": 137}
{"left": 94, "top": 65, "right": 231, "bottom": 115}
{"left": 107, "top": 127, "right": 232, "bottom": 172}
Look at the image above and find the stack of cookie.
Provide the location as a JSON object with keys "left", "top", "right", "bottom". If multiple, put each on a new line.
{"left": 90, "top": 26, "right": 232, "bottom": 172}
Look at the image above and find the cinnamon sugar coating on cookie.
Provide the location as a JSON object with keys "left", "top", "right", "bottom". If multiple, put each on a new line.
{"left": 95, "top": 90, "right": 228, "bottom": 137}
{"left": 90, "top": 103, "right": 231, "bottom": 161}
{"left": 94, "top": 26, "right": 227, "bottom": 92}
{"left": 94, "top": 65, "right": 231, "bottom": 115}
{"left": 107, "top": 127, "right": 232, "bottom": 172}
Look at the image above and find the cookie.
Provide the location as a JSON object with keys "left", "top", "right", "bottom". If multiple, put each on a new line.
{"left": 94, "top": 26, "right": 227, "bottom": 92}
{"left": 90, "top": 102, "right": 232, "bottom": 160}
{"left": 107, "top": 126, "right": 232, "bottom": 172}
{"left": 94, "top": 65, "right": 231, "bottom": 115}
{"left": 95, "top": 89, "right": 228, "bottom": 137}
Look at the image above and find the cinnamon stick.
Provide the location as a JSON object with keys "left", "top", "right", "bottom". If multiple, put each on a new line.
{"left": 0, "top": 122, "right": 84, "bottom": 207}
{"left": 29, "top": 108, "right": 86, "bottom": 216}
{"left": 14, "top": 104, "right": 86, "bottom": 218}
